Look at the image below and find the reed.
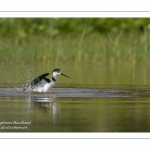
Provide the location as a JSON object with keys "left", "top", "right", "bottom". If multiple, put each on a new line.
{"left": 0, "top": 31, "right": 150, "bottom": 64}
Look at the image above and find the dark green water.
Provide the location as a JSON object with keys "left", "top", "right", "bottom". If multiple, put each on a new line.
{"left": 1, "top": 60, "right": 150, "bottom": 132}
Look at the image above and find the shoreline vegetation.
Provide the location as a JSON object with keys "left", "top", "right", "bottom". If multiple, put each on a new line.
{"left": 0, "top": 18, "right": 150, "bottom": 64}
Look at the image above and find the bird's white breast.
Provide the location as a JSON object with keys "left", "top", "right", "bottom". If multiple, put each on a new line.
{"left": 27, "top": 79, "right": 56, "bottom": 92}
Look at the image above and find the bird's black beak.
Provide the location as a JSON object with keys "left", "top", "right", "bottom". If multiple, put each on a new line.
{"left": 61, "top": 73, "right": 71, "bottom": 78}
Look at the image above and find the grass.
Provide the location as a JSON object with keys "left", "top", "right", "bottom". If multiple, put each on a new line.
{"left": 0, "top": 30, "right": 150, "bottom": 64}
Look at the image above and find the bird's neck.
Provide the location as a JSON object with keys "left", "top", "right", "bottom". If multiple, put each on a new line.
{"left": 52, "top": 76, "right": 56, "bottom": 82}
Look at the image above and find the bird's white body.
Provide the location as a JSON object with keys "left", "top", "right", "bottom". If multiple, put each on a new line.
{"left": 26, "top": 79, "right": 55, "bottom": 92}
{"left": 24, "top": 68, "right": 70, "bottom": 93}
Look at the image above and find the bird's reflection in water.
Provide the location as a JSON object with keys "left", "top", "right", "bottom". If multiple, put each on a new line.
{"left": 27, "top": 96, "right": 56, "bottom": 111}
{"left": 34, "top": 98, "right": 56, "bottom": 111}
{"left": 26, "top": 96, "right": 58, "bottom": 126}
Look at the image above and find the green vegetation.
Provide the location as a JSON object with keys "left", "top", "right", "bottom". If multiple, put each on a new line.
{"left": 0, "top": 18, "right": 150, "bottom": 64}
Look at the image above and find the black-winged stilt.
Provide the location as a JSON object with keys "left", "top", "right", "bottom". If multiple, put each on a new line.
{"left": 24, "top": 68, "right": 70, "bottom": 92}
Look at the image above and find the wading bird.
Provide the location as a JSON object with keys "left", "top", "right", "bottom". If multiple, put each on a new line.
{"left": 24, "top": 68, "right": 70, "bottom": 92}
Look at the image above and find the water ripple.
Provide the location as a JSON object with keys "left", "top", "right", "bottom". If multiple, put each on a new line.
{"left": 0, "top": 87, "right": 149, "bottom": 98}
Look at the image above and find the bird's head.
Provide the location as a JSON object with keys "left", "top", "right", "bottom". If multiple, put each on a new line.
{"left": 52, "top": 68, "right": 70, "bottom": 79}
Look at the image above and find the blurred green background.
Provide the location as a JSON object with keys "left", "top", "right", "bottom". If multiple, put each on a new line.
{"left": 0, "top": 18, "right": 150, "bottom": 63}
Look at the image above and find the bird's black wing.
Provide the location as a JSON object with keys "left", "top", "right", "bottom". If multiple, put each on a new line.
{"left": 29, "top": 73, "right": 50, "bottom": 87}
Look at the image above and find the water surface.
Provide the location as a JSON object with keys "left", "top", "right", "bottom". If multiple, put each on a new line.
{"left": 1, "top": 61, "right": 150, "bottom": 132}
